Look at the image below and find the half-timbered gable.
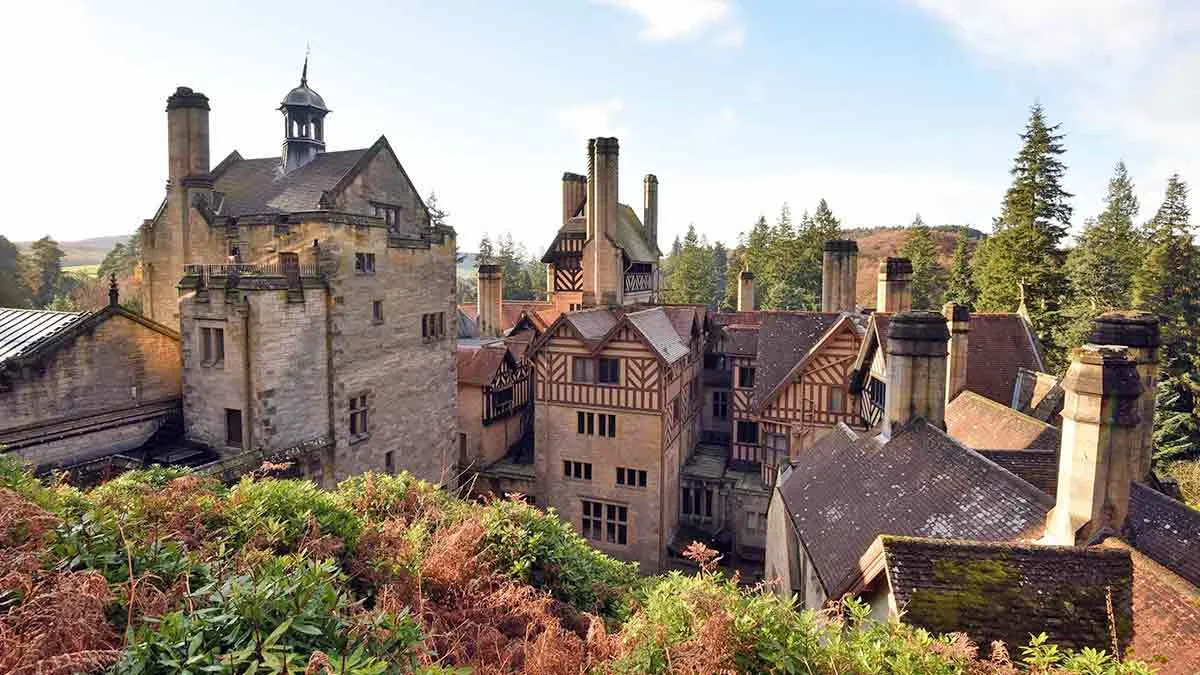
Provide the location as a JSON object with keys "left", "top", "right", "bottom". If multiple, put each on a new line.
{"left": 456, "top": 338, "right": 534, "bottom": 470}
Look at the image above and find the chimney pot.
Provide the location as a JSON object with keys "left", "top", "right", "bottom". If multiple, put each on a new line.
{"left": 943, "top": 302, "right": 970, "bottom": 404}
{"left": 883, "top": 310, "right": 950, "bottom": 437}
{"left": 737, "top": 268, "right": 755, "bottom": 311}
{"left": 822, "top": 239, "right": 859, "bottom": 313}
{"left": 1088, "top": 311, "right": 1160, "bottom": 484}
{"left": 877, "top": 257, "right": 913, "bottom": 313}
{"left": 477, "top": 264, "right": 504, "bottom": 337}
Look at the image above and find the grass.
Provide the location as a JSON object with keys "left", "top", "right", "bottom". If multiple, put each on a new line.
{"left": 65, "top": 264, "right": 101, "bottom": 277}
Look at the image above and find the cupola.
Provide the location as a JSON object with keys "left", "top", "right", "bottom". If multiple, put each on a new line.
{"left": 279, "top": 55, "right": 329, "bottom": 173}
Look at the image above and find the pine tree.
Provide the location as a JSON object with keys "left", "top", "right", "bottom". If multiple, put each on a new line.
{"left": 810, "top": 199, "right": 841, "bottom": 241}
{"left": 477, "top": 234, "right": 495, "bottom": 267}
{"left": 0, "top": 235, "right": 32, "bottom": 308}
{"left": 1067, "top": 161, "right": 1141, "bottom": 312}
{"left": 425, "top": 191, "right": 450, "bottom": 228}
{"left": 26, "top": 236, "right": 65, "bottom": 308}
{"left": 1132, "top": 174, "right": 1200, "bottom": 461}
{"left": 899, "top": 214, "right": 944, "bottom": 310}
{"left": 662, "top": 225, "right": 716, "bottom": 306}
{"left": 711, "top": 240, "right": 728, "bottom": 310}
{"left": 496, "top": 234, "right": 527, "bottom": 299}
{"left": 945, "top": 227, "right": 977, "bottom": 308}
{"left": 974, "top": 103, "right": 1073, "bottom": 371}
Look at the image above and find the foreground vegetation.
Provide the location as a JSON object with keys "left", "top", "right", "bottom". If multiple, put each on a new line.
{"left": 0, "top": 460, "right": 1154, "bottom": 674}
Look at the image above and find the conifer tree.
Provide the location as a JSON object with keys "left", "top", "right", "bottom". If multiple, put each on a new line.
{"left": 945, "top": 227, "right": 977, "bottom": 309}
{"left": 1067, "top": 162, "right": 1141, "bottom": 312}
{"left": 711, "top": 240, "right": 728, "bottom": 310}
{"left": 899, "top": 214, "right": 944, "bottom": 310}
{"left": 26, "top": 236, "right": 65, "bottom": 308}
{"left": 1133, "top": 174, "right": 1200, "bottom": 461}
{"left": 973, "top": 103, "right": 1073, "bottom": 370}
{"left": 425, "top": 191, "right": 449, "bottom": 228}
{"left": 0, "top": 235, "right": 32, "bottom": 308}
{"left": 476, "top": 234, "right": 494, "bottom": 267}
{"left": 662, "top": 224, "right": 716, "bottom": 306}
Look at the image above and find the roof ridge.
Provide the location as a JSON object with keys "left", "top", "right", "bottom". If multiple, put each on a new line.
{"left": 920, "top": 419, "right": 1056, "bottom": 506}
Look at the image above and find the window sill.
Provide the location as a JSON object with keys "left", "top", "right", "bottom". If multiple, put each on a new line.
{"left": 200, "top": 361, "right": 225, "bottom": 370}
{"left": 371, "top": 319, "right": 385, "bottom": 326}
{"left": 349, "top": 433, "right": 370, "bottom": 446}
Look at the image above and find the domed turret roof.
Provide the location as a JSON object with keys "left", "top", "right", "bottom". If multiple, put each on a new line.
{"left": 280, "top": 56, "right": 328, "bottom": 111}
{"left": 281, "top": 83, "right": 327, "bottom": 110}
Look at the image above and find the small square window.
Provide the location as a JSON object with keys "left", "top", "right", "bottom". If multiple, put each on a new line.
{"left": 349, "top": 394, "right": 369, "bottom": 437}
{"left": 572, "top": 357, "right": 595, "bottom": 383}
{"left": 738, "top": 366, "right": 756, "bottom": 388}
{"left": 597, "top": 358, "right": 620, "bottom": 384}
{"left": 355, "top": 252, "right": 376, "bottom": 274}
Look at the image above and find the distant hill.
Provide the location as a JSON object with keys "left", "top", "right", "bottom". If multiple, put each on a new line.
{"left": 843, "top": 226, "right": 985, "bottom": 308}
{"left": 16, "top": 234, "right": 129, "bottom": 266}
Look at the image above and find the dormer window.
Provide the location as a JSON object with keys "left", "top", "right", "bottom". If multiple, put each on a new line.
{"left": 373, "top": 204, "right": 399, "bottom": 229}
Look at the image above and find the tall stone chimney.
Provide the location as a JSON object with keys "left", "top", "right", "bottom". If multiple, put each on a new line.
{"left": 591, "top": 137, "right": 622, "bottom": 305}
{"left": 1044, "top": 345, "right": 1143, "bottom": 545}
{"left": 166, "top": 87, "right": 211, "bottom": 182}
{"left": 585, "top": 139, "right": 597, "bottom": 242}
{"left": 477, "top": 264, "right": 504, "bottom": 338}
{"left": 877, "top": 258, "right": 913, "bottom": 313}
{"left": 737, "top": 269, "right": 755, "bottom": 311}
{"left": 562, "top": 172, "right": 587, "bottom": 224}
{"left": 644, "top": 174, "right": 659, "bottom": 250}
{"left": 821, "top": 240, "right": 859, "bottom": 313}
{"left": 1089, "top": 311, "right": 1160, "bottom": 484}
{"left": 943, "top": 302, "right": 970, "bottom": 404}
{"left": 883, "top": 311, "right": 950, "bottom": 439}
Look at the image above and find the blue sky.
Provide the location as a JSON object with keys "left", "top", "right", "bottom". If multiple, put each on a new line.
{"left": 2, "top": 0, "right": 1198, "bottom": 254}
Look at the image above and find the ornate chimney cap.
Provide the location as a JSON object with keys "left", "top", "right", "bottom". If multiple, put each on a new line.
{"left": 1062, "top": 345, "right": 1143, "bottom": 401}
{"left": 166, "top": 86, "right": 210, "bottom": 111}
{"left": 1089, "top": 311, "right": 1160, "bottom": 348}
{"left": 477, "top": 263, "right": 502, "bottom": 277}
{"left": 562, "top": 172, "right": 587, "bottom": 183}
{"left": 594, "top": 137, "right": 620, "bottom": 154}
{"left": 880, "top": 257, "right": 914, "bottom": 276}
{"left": 823, "top": 239, "right": 859, "bottom": 253}
{"left": 740, "top": 268, "right": 755, "bottom": 280}
{"left": 644, "top": 174, "right": 658, "bottom": 184}
{"left": 108, "top": 274, "right": 119, "bottom": 307}
{"left": 942, "top": 302, "right": 970, "bottom": 323}
{"left": 887, "top": 311, "right": 950, "bottom": 344}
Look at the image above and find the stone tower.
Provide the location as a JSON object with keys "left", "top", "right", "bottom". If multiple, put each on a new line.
{"left": 279, "top": 56, "right": 329, "bottom": 173}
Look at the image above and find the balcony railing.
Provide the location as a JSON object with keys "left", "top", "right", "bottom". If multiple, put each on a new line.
{"left": 183, "top": 263, "right": 322, "bottom": 278}
{"left": 624, "top": 271, "right": 654, "bottom": 293}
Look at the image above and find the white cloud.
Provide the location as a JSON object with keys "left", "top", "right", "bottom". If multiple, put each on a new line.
{"left": 550, "top": 99, "right": 627, "bottom": 139}
{"left": 911, "top": 0, "right": 1200, "bottom": 213}
{"left": 593, "top": 0, "right": 744, "bottom": 46}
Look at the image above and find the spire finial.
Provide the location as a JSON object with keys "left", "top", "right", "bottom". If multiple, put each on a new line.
{"left": 301, "top": 43, "right": 310, "bottom": 86}
{"left": 108, "top": 273, "right": 119, "bottom": 307}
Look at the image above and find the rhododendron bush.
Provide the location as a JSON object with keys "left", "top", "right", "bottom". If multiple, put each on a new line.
{"left": 0, "top": 457, "right": 1153, "bottom": 674}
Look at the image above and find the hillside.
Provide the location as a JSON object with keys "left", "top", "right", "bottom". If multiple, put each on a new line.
{"left": 0, "top": 458, "right": 1147, "bottom": 674}
{"left": 844, "top": 226, "right": 985, "bottom": 308}
{"left": 16, "top": 234, "right": 129, "bottom": 266}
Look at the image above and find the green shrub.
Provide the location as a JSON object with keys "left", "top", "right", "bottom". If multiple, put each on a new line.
{"left": 115, "top": 555, "right": 425, "bottom": 674}
{"left": 226, "top": 477, "right": 362, "bottom": 553}
{"left": 478, "top": 497, "right": 639, "bottom": 619}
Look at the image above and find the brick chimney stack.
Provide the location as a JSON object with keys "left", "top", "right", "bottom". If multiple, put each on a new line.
{"left": 643, "top": 174, "right": 658, "bottom": 251}
{"left": 883, "top": 311, "right": 950, "bottom": 439}
{"left": 1089, "top": 311, "right": 1160, "bottom": 484}
{"left": 943, "top": 302, "right": 970, "bottom": 405}
{"left": 1044, "top": 345, "right": 1143, "bottom": 545}
{"left": 166, "top": 86, "right": 211, "bottom": 182}
{"left": 590, "top": 137, "right": 622, "bottom": 305}
{"left": 477, "top": 264, "right": 504, "bottom": 337}
{"left": 737, "top": 269, "right": 755, "bottom": 312}
{"left": 821, "top": 240, "right": 859, "bottom": 313}
{"left": 877, "top": 257, "right": 913, "bottom": 313}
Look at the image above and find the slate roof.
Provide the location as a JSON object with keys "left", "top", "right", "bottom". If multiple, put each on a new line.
{"left": 0, "top": 308, "right": 89, "bottom": 366}
{"left": 539, "top": 204, "right": 659, "bottom": 263}
{"left": 1123, "top": 481, "right": 1200, "bottom": 587}
{"left": 752, "top": 313, "right": 844, "bottom": 409}
{"left": 863, "top": 312, "right": 1044, "bottom": 407}
{"left": 778, "top": 420, "right": 1053, "bottom": 597}
{"left": 458, "top": 302, "right": 557, "bottom": 335}
{"left": 881, "top": 536, "right": 1133, "bottom": 653}
{"left": 627, "top": 308, "right": 689, "bottom": 364}
{"left": 945, "top": 391, "right": 1059, "bottom": 451}
{"left": 721, "top": 325, "right": 759, "bottom": 356}
{"left": 456, "top": 343, "right": 509, "bottom": 387}
{"left": 212, "top": 149, "right": 369, "bottom": 217}
{"left": 1103, "top": 538, "right": 1200, "bottom": 675}
{"left": 563, "top": 308, "right": 619, "bottom": 347}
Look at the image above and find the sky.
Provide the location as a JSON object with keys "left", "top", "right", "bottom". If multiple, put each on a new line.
{"left": 2, "top": 0, "right": 1199, "bottom": 255}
